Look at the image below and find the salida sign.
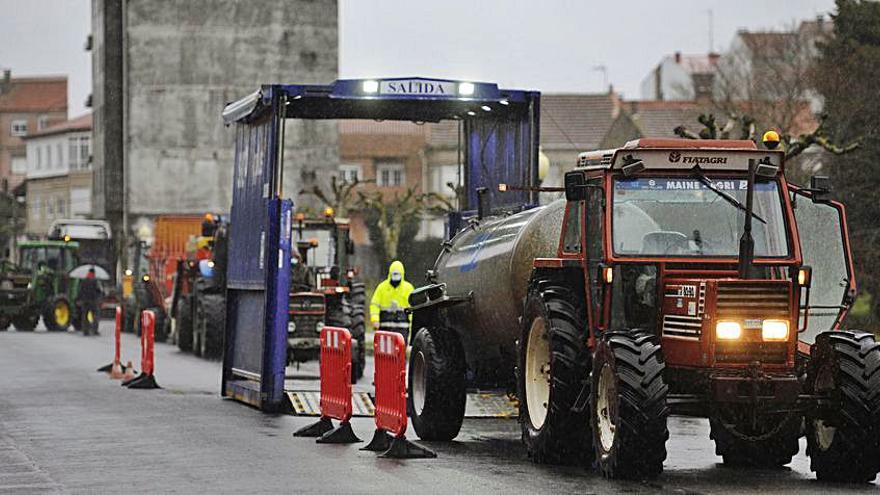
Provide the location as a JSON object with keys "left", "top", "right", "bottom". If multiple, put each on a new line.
{"left": 380, "top": 79, "right": 456, "bottom": 96}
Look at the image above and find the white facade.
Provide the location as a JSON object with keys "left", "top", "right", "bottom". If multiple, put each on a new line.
{"left": 26, "top": 130, "right": 91, "bottom": 180}
{"left": 640, "top": 57, "right": 695, "bottom": 101}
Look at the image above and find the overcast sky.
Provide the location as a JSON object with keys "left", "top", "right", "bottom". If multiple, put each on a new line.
{"left": 0, "top": 0, "right": 835, "bottom": 118}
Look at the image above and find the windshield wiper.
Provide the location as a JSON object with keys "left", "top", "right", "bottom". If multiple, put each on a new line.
{"left": 692, "top": 167, "right": 766, "bottom": 224}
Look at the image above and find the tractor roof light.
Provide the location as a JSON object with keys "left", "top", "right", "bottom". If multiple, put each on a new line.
{"left": 309, "top": 238, "right": 319, "bottom": 247}
{"left": 63, "top": 234, "right": 71, "bottom": 242}
{"left": 142, "top": 275, "right": 151, "bottom": 282}
{"left": 324, "top": 207, "right": 335, "bottom": 218}
{"left": 762, "top": 130, "right": 781, "bottom": 150}
{"left": 295, "top": 212, "right": 306, "bottom": 222}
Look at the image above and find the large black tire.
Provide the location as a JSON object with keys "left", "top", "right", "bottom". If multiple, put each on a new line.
{"left": 0, "top": 316, "right": 9, "bottom": 331}
{"left": 591, "top": 331, "right": 668, "bottom": 479}
{"left": 709, "top": 411, "right": 800, "bottom": 467}
{"left": 12, "top": 313, "right": 37, "bottom": 332}
{"left": 348, "top": 283, "right": 366, "bottom": 383}
{"left": 408, "top": 326, "right": 467, "bottom": 441}
{"left": 176, "top": 296, "right": 193, "bottom": 353}
{"left": 806, "top": 331, "right": 880, "bottom": 483}
{"left": 43, "top": 295, "right": 72, "bottom": 332}
{"left": 518, "top": 277, "right": 593, "bottom": 466}
{"left": 199, "top": 294, "right": 225, "bottom": 360}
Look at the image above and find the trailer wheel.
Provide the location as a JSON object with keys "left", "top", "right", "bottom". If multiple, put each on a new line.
{"left": 519, "top": 279, "right": 593, "bottom": 465}
{"left": 199, "top": 293, "right": 225, "bottom": 360}
{"left": 348, "top": 284, "right": 366, "bottom": 383}
{"left": 176, "top": 296, "right": 193, "bottom": 352}
{"left": 591, "top": 331, "right": 668, "bottom": 479}
{"left": 12, "top": 314, "right": 36, "bottom": 331}
{"left": 709, "top": 411, "right": 800, "bottom": 467}
{"left": 806, "top": 331, "right": 880, "bottom": 483}
{"left": 43, "top": 296, "right": 72, "bottom": 332}
{"left": 408, "top": 326, "right": 466, "bottom": 441}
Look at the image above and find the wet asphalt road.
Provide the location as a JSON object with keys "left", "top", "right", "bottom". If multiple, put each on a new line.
{"left": 0, "top": 320, "right": 877, "bottom": 494}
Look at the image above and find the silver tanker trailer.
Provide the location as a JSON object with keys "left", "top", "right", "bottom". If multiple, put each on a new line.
{"left": 406, "top": 199, "right": 565, "bottom": 440}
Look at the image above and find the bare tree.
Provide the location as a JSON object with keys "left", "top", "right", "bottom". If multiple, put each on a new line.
{"left": 299, "top": 175, "right": 372, "bottom": 217}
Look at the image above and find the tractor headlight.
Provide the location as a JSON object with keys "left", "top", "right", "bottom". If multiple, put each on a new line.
{"left": 716, "top": 321, "right": 742, "bottom": 340}
{"left": 762, "top": 319, "right": 789, "bottom": 341}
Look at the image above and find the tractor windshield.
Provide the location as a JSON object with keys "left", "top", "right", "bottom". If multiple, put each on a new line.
{"left": 296, "top": 228, "right": 334, "bottom": 269}
{"left": 612, "top": 176, "right": 790, "bottom": 257}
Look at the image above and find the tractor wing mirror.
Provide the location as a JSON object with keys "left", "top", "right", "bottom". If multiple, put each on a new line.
{"left": 564, "top": 171, "right": 588, "bottom": 202}
{"left": 810, "top": 176, "right": 832, "bottom": 203}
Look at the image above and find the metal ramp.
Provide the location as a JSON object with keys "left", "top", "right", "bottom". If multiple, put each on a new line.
{"left": 285, "top": 391, "right": 518, "bottom": 418}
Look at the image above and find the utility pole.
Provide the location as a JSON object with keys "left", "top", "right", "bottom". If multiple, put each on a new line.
{"left": 706, "top": 9, "right": 715, "bottom": 52}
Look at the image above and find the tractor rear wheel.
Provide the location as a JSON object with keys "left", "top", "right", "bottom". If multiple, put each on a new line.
{"left": 806, "top": 331, "right": 880, "bottom": 483}
{"left": 709, "top": 411, "right": 800, "bottom": 467}
{"left": 591, "top": 331, "right": 668, "bottom": 479}
{"left": 43, "top": 296, "right": 72, "bottom": 332}
{"left": 518, "top": 277, "right": 593, "bottom": 466}
{"left": 12, "top": 314, "right": 37, "bottom": 331}
{"left": 199, "top": 293, "right": 225, "bottom": 359}
{"left": 408, "top": 326, "right": 467, "bottom": 441}
{"left": 176, "top": 296, "right": 193, "bottom": 353}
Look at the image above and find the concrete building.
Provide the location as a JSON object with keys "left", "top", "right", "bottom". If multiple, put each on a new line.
{"left": 640, "top": 52, "right": 720, "bottom": 101}
{"left": 0, "top": 72, "right": 67, "bottom": 193}
{"left": 22, "top": 114, "right": 93, "bottom": 236}
{"left": 90, "top": 0, "right": 338, "bottom": 261}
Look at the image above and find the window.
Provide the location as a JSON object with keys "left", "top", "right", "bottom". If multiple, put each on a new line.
{"left": 80, "top": 136, "right": 90, "bottom": 169}
{"left": 37, "top": 115, "right": 49, "bottom": 131}
{"left": 56, "top": 143, "right": 63, "bottom": 169}
{"left": 562, "top": 201, "right": 582, "bottom": 253}
{"left": 46, "top": 145, "right": 52, "bottom": 169}
{"left": 69, "top": 138, "right": 78, "bottom": 169}
{"left": 70, "top": 188, "right": 91, "bottom": 216}
{"left": 10, "top": 156, "right": 26, "bottom": 175}
{"left": 10, "top": 120, "right": 27, "bottom": 137}
{"left": 339, "top": 164, "right": 362, "bottom": 184}
{"left": 429, "top": 164, "right": 461, "bottom": 195}
{"left": 376, "top": 162, "right": 405, "bottom": 187}
{"left": 35, "top": 147, "right": 42, "bottom": 170}
{"left": 56, "top": 197, "right": 65, "bottom": 217}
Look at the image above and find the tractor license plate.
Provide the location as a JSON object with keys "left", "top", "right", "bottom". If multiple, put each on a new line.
{"left": 287, "top": 321, "right": 296, "bottom": 333}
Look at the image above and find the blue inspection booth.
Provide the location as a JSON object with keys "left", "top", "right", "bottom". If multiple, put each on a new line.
{"left": 220, "top": 77, "right": 540, "bottom": 412}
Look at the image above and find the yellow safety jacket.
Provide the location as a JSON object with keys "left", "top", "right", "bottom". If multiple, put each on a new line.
{"left": 369, "top": 260, "right": 414, "bottom": 324}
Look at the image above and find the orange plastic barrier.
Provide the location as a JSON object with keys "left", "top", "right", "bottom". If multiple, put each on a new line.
{"left": 373, "top": 331, "right": 407, "bottom": 436}
{"left": 122, "top": 310, "right": 160, "bottom": 389}
{"left": 320, "top": 327, "right": 353, "bottom": 421}
{"left": 97, "top": 306, "right": 126, "bottom": 378}
{"left": 362, "top": 331, "right": 435, "bottom": 458}
{"left": 293, "top": 327, "right": 361, "bottom": 443}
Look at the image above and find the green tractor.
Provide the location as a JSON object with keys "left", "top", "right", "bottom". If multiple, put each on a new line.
{"left": 0, "top": 240, "right": 88, "bottom": 332}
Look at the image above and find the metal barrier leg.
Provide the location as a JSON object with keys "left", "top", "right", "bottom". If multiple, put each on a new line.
{"left": 379, "top": 435, "right": 437, "bottom": 459}
{"left": 360, "top": 428, "right": 393, "bottom": 452}
{"left": 316, "top": 420, "right": 361, "bottom": 444}
{"left": 293, "top": 417, "right": 334, "bottom": 438}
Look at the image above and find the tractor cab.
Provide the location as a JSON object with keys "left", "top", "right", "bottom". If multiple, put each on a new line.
{"left": 287, "top": 210, "right": 365, "bottom": 381}
{"left": 562, "top": 138, "right": 853, "bottom": 372}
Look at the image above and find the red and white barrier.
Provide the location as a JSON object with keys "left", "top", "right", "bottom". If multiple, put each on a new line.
{"left": 122, "top": 310, "right": 160, "bottom": 389}
{"left": 293, "top": 327, "right": 361, "bottom": 443}
{"left": 362, "top": 331, "right": 435, "bottom": 458}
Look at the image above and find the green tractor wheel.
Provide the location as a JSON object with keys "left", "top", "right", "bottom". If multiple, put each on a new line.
{"left": 43, "top": 296, "right": 72, "bottom": 332}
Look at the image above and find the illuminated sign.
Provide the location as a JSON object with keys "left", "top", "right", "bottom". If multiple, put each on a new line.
{"left": 379, "top": 79, "right": 456, "bottom": 96}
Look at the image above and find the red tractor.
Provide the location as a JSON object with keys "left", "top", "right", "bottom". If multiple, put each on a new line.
{"left": 408, "top": 138, "right": 879, "bottom": 481}
{"left": 287, "top": 212, "right": 366, "bottom": 382}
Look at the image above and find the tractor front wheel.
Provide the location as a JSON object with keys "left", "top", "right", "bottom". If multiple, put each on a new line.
{"left": 591, "top": 331, "right": 668, "bottom": 479}
{"left": 43, "top": 296, "right": 72, "bottom": 332}
{"left": 13, "top": 313, "right": 38, "bottom": 331}
{"left": 806, "top": 331, "right": 880, "bottom": 483}
{"left": 518, "top": 277, "right": 593, "bottom": 466}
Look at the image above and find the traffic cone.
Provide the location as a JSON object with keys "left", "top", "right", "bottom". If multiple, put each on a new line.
{"left": 109, "top": 360, "right": 124, "bottom": 380}
{"left": 122, "top": 361, "right": 136, "bottom": 381}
